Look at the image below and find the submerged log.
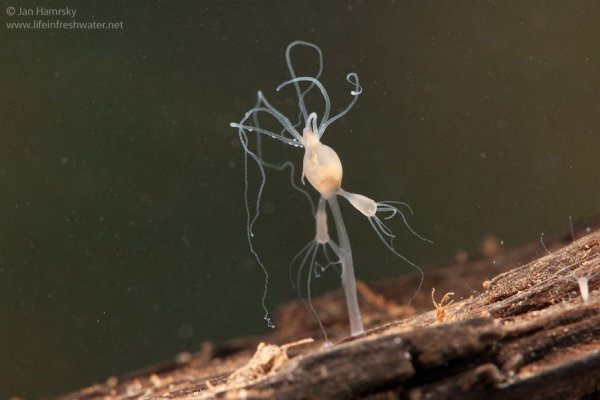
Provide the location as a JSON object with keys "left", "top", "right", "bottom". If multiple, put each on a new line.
{"left": 58, "top": 225, "right": 600, "bottom": 400}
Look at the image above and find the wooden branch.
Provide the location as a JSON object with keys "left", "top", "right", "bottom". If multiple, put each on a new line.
{"left": 58, "top": 227, "right": 600, "bottom": 400}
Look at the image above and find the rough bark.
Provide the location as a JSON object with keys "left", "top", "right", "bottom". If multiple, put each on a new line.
{"left": 58, "top": 224, "right": 600, "bottom": 400}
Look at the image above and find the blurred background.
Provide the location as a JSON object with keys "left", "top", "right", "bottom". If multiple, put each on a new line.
{"left": 1, "top": 1, "right": 599, "bottom": 397}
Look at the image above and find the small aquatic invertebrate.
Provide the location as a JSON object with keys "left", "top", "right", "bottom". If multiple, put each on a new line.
{"left": 431, "top": 287, "right": 454, "bottom": 323}
{"left": 230, "top": 41, "right": 431, "bottom": 336}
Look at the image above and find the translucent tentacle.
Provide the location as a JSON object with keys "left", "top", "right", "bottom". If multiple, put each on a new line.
{"left": 376, "top": 202, "right": 433, "bottom": 243}
{"left": 234, "top": 91, "right": 303, "bottom": 144}
{"left": 236, "top": 126, "right": 274, "bottom": 328}
{"left": 230, "top": 121, "right": 298, "bottom": 146}
{"left": 276, "top": 77, "right": 331, "bottom": 133}
{"left": 368, "top": 217, "right": 425, "bottom": 305}
{"left": 320, "top": 73, "right": 363, "bottom": 134}
{"left": 305, "top": 244, "right": 329, "bottom": 342}
{"left": 289, "top": 241, "right": 318, "bottom": 295}
{"left": 250, "top": 97, "right": 315, "bottom": 215}
{"left": 285, "top": 40, "right": 324, "bottom": 122}
{"left": 377, "top": 200, "right": 414, "bottom": 214}
{"left": 255, "top": 91, "right": 304, "bottom": 142}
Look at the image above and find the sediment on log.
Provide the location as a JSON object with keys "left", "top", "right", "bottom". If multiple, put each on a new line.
{"left": 58, "top": 225, "right": 600, "bottom": 400}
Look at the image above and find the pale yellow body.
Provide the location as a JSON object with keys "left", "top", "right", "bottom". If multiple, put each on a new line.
{"left": 302, "top": 129, "right": 343, "bottom": 199}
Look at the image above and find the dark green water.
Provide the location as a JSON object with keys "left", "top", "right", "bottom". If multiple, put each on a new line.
{"left": 1, "top": 1, "right": 599, "bottom": 398}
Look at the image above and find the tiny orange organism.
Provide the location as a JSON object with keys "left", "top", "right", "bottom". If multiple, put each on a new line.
{"left": 431, "top": 288, "right": 454, "bottom": 322}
